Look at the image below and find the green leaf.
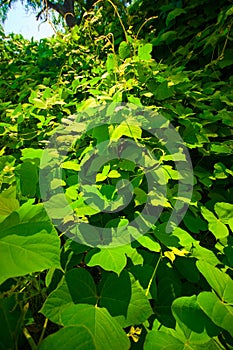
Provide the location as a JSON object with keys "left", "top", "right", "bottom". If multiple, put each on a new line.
{"left": 172, "top": 295, "right": 221, "bottom": 337}
{"left": 226, "top": 5, "right": 233, "bottom": 17}
{"left": 196, "top": 261, "right": 233, "bottom": 303}
{"left": 32, "top": 98, "right": 47, "bottom": 109}
{"left": 214, "top": 202, "right": 233, "bottom": 230}
{"left": 137, "top": 235, "right": 161, "bottom": 252}
{"left": 145, "top": 295, "right": 222, "bottom": 350}
{"left": 144, "top": 327, "right": 221, "bottom": 350}
{"left": 61, "top": 161, "right": 80, "bottom": 171}
{"left": 41, "top": 268, "right": 97, "bottom": 324}
{"left": 154, "top": 225, "right": 195, "bottom": 250}
{"left": 119, "top": 41, "right": 131, "bottom": 59}
{"left": 16, "top": 201, "right": 48, "bottom": 223}
{"left": 210, "top": 143, "right": 232, "bottom": 154}
{"left": 118, "top": 159, "right": 136, "bottom": 171}
{"left": 153, "top": 81, "right": 174, "bottom": 100}
{"left": 110, "top": 122, "right": 142, "bottom": 141}
{"left": 166, "top": 8, "right": 186, "bottom": 26}
{"left": 17, "top": 161, "right": 38, "bottom": 197}
{"left": 201, "top": 207, "right": 228, "bottom": 239}
{"left": 21, "top": 148, "right": 43, "bottom": 160}
{"left": 183, "top": 211, "right": 207, "bottom": 233}
{"left": 99, "top": 270, "right": 131, "bottom": 317}
{"left": 134, "top": 187, "right": 147, "bottom": 206}
{"left": 106, "top": 53, "right": 118, "bottom": 73}
{"left": 107, "top": 169, "right": 121, "bottom": 178}
{"left": 212, "top": 163, "right": 228, "bottom": 179}
{"left": 152, "top": 31, "right": 177, "bottom": 45}
{"left": 86, "top": 246, "right": 128, "bottom": 275}
{"left": 120, "top": 277, "right": 152, "bottom": 327}
{"left": 96, "top": 173, "right": 107, "bottom": 182}
{"left": 138, "top": 43, "right": 152, "bottom": 60}
{"left": 0, "top": 187, "right": 19, "bottom": 216}
{"left": 0, "top": 221, "right": 60, "bottom": 285}
{"left": 43, "top": 193, "right": 73, "bottom": 219}
{"left": 38, "top": 325, "right": 96, "bottom": 350}
{"left": 175, "top": 257, "right": 200, "bottom": 283}
{"left": 144, "top": 331, "right": 184, "bottom": 350}
{"left": 40, "top": 277, "right": 73, "bottom": 325}
{"left": 197, "top": 292, "right": 233, "bottom": 337}
{"left": 60, "top": 304, "right": 130, "bottom": 350}
{"left": 191, "top": 243, "right": 220, "bottom": 266}
{"left": 65, "top": 268, "right": 97, "bottom": 304}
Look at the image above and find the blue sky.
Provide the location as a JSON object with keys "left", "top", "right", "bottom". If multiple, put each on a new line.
{"left": 4, "top": 1, "right": 55, "bottom": 40}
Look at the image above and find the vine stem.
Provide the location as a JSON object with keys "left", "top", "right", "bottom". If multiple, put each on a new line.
{"left": 23, "top": 328, "right": 37, "bottom": 350}
{"left": 145, "top": 253, "right": 162, "bottom": 297}
{"left": 107, "top": 0, "right": 128, "bottom": 43}
{"left": 38, "top": 317, "right": 49, "bottom": 346}
{"left": 136, "top": 16, "right": 158, "bottom": 41}
{"left": 95, "top": 0, "right": 128, "bottom": 43}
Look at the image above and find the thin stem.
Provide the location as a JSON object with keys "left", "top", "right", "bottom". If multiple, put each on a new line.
{"left": 136, "top": 16, "right": 158, "bottom": 41}
{"left": 23, "top": 328, "right": 37, "bottom": 350}
{"left": 38, "top": 317, "right": 49, "bottom": 346}
{"left": 101, "top": 0, "right": 128, "bottom": 43}
{"left": 145, "top": 253, "right": 162, "bottom": 297}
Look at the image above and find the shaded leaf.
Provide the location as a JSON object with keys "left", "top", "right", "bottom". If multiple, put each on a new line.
{"left": 60, "top": 304, "right": 130, "bottom": 350}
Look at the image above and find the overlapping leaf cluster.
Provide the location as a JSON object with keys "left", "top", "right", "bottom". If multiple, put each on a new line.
{"left": 0, "top": 1, "right": 233, "bottom": 349}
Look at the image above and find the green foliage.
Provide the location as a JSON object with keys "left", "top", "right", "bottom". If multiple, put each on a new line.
{"left": 0, "top": 1, "right": 233, "bottom": 349}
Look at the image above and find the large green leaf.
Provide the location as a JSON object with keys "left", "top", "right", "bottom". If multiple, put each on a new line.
{"left": 0, "top": 219, "right": 60, "bottom": 285}
{"left": 172, "top": 295, "right": 221, "bottom": 337}
{"left": 144, "top": 328, "right": 222, "bottom": 350}
{"left": 60, "top": 304, "right": 130, "bottom": 350}
{"left": 145, "top": 295, "right": 223, "bottom": 350}
{"left": 121, "top": 277, "right": 152, "bottom": 327}
{"left": 155, "top": 263, "right": 182, "bottom": 327}
{"left": 196, "top": 261, "right": 233, "bottom": 303}
{"left": 144, "top": 330, "right": 184, "bottom": 350}
{"left": 197, "top": 292, "right": 233, "bottom": 337}
{"left": 40, "top": 268, "right": 97, "bottom": 324}
{"left": 38, "top": 325, "right": 95, "bottom": 350}
{"left": 40, "top": 276, "right": 73, "bottom": 324}
{"left": 99, "top": 270, "right": 131, "bottom": 317}
{"left": 174, "top": 257, "right": 200, "bottom": 283}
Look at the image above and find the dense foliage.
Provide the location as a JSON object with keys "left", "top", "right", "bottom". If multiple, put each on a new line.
{"left": 0, "top": 0, "right": 233, "bottom": 349}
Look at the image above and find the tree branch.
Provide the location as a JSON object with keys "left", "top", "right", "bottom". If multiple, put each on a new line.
{"left": 36, "top": 0, "right": 97, "bottom": 28}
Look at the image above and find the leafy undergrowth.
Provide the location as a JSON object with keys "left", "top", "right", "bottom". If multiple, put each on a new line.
{"left": 0, "top": 1, "right": 233, "bottom": 349}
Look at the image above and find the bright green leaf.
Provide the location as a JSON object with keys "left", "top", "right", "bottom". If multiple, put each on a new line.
{"left": 197, "top": 292, "right": 233, "bottom": 337}
{"left": 0, "top": 223, "right": 60, "bottom": 285}
{"left": 201, "top": 207, "right": 228, "bottom": 239}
